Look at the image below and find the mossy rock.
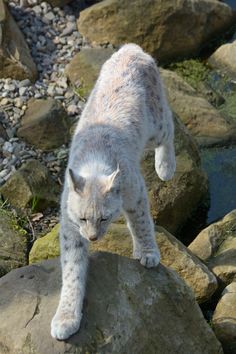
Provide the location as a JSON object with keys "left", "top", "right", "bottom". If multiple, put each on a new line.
{"left": 161, "top": 69, "right": 236, "bottom": 147}
{"left": 29, "top": 224, "right": 60, "bottom": 264}
{"left": 0, "top": 208, "right": 28, "bottom": 277}
{"left": 0, "top": 160, "right": 60, "bottom": 211}
{"left": 168, "top": 59, "right": 210, "bottom": 89}
{"left": 219, "top": 92, "right": 236, "bottom": 122}
{"left": 29, "top": 223, "right": 217, "bottom": 303}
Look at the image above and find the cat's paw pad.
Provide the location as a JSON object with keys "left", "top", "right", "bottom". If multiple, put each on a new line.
{"left": 51, "top": 311, "right": 81, "bottom": 340}
{"left": 140, "top": 251, "right": 160, "bottom": 268}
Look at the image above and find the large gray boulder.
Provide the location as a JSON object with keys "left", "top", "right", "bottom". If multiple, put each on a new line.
{"left": 0, "top": 0, "right": 37, "bottom": 81}
{"left": 0, "top": 253, "right": 223, "bottom": 353}
{"left": 77, "top": 0, "right": 236, "bottom": 64}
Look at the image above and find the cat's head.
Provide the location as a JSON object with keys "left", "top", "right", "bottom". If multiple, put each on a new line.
{"left": 67, "top": 166, "right": 122, "bottom": 242}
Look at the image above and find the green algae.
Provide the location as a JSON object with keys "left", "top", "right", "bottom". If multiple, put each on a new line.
{"left": 168, "top": 59, "right": 210, "bottom": 89}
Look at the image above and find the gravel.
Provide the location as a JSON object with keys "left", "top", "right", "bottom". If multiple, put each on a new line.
{"left": 0, "top": 0, "right": 89, "bottom": 187}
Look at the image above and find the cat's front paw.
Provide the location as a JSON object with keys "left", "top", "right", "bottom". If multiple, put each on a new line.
{"left": 51, "top": 311, "right": 82, "bottom": 340}
{"left": 133, "top": 247, "right": 142, "bottom": 260}
{"left": 140, "top": 251, "right": 160, "bottom": 268}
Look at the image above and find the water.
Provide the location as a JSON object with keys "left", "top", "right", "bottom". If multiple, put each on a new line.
{"left": 200, "top": 147, "right": 236, "bottom": 224}
{"left": 224, "top": 0, "right": 236, "bottom": 10}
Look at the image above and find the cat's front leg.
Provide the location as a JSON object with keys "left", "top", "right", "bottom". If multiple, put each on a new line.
{"left": 51, "top": 221, "right": 88, "bottom": 340}
{"left": 123, "top": 178, "right": 160, "bottom": 268}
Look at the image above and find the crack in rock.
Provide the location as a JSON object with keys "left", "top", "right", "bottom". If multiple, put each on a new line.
{"left": 24, "top": 295, "right": 41, "bottom": 328}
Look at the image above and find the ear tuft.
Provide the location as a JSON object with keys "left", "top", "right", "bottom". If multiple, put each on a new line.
{"left": 105, "top": 165, "right": 120, "bottom": 193}
{"left": 68, "top": 168, "right": 85, "bottom": 195}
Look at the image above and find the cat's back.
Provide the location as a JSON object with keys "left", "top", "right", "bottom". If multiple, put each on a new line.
{"left": 77, "top": 44, "right": 159, "bottom": 129}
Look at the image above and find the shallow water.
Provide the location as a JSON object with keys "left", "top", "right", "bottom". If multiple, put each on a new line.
{"left": 224, "top": 0, "right": 236, "bottom": 10}
{"left": 200, "top": 147, "right": 236, "bottom": 224}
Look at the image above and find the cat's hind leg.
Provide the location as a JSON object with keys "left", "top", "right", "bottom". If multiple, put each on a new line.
{"left": 155, "top": 110, "right": 176, "bottom": 181}
{"left": 155, "top": 138, "right": 176, "bottom": 181}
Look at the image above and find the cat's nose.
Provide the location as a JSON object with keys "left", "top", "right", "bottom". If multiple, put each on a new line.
{"left": 89, "top": 235, "right": 98, "bottom": 241}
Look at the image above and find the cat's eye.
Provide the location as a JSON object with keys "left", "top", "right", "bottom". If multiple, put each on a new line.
{"left": 100, "top": 217, "right": 108, "bottom": 223}
{"left": 79, "top": 218, "right": 87, "bottom": 223}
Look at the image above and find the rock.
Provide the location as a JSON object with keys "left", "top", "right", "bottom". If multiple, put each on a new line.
{"left": 91, "top": 224, "right": 218, "bottom": 303}
{"left": 143, "top": 115, "right": 208, "bottom": 234}
{"left": 77, "top": 0, "right": 236, "bottom": 64}
{"left": 189, "top": 210, "right": 236, "bottom": 287}
{"left": 0, "top": 122, "right": 7, "bottom": 140}
{"left": 29, "top": 224, "right": 60, "bottom": 264}
{"left": 43, "top": 0, "right": 73, "bottom": 7}
{"left": 17, "top": 98, "right": 71, "bottom": 151}
{"left": 208, "top": 39, "right": 236, "bottom": 79}
{"left": 0, "top": 0, "right": 37, "bottom": 81}
{"left": 0, "top": 209, "right": 28, "bottom": 277}
{"left": 65, "top": 47, "right": 115, "bottom": 97}
{"left": 157, "top": 226, "right": 218, "bottom": 303}
{"left": 0, "top": 253, "right": 223, "bottom": 353}
{"left": 29, "top": 223, "right": 217, "bottom": 303}
{"left": 213, "top": 282, "right": 236, "bottom": 354}
{"left": 0, "top": 160, "right": 60, "bottom": 210}
{"left": 161, "top": 69, "right": 236, "bottom": 147}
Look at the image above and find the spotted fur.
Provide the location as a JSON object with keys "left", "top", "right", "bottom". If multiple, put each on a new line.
{"left": 51, "top": 44, "right": 176, "bottom": 340}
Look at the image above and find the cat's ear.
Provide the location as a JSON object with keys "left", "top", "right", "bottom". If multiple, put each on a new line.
{"left": 105, "top": 165, "right": 120, "bottom": 193}
{"left": 68, "top": 168, "right": 85, "bottom": 195}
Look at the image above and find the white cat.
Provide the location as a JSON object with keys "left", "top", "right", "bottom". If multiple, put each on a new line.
{"left": 51, "top": 43, "right": 176, "bottom": 340}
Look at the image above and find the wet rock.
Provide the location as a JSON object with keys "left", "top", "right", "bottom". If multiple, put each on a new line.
{"left": 213, "top": 282, "right": 236, "bottom": 354}
{"left": 17, "top": 98, "right": 71, "bottom": 151}
{"left": 0, "top": 0, "right": 37, "bottom": 81}
{"left": 0, "top": 159, "right": 60, "bottom": 210}
{"left": 0, "top": 253, "right": 223, "bottom": 353}
{"left": 189, "top": 210, "right": 236, "bottom": 287}
{"left": 0, "top": 209, "right": 28, "bottom": 277}
{"left": 161, "top": 69, "right": 236, "bottom": 147}
{"left": 77, "top": 0, "right": 236, "bottom": 64}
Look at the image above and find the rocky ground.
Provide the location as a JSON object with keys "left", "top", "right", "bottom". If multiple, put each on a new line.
{"left": 1, "top": 0, "right": 236, "bottom": 353}
{"left": 0, "top": 0, "right": 103, "bottom": 237}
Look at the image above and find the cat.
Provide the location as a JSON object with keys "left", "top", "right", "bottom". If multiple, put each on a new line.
{"left": 51, "top": 43, "right": 176, "bottom": 340}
